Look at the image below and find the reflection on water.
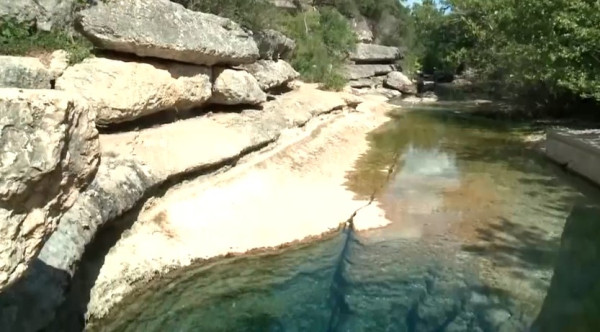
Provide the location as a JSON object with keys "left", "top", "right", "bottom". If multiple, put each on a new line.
{"left": 91, "top": 109, "right": 600, "bottom": 331}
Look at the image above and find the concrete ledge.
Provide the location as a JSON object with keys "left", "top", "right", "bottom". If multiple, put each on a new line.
{"left": 546, "top": 129, "right": 600, "bottom": 186}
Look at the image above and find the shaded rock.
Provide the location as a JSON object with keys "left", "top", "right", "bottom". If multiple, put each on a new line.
{"left": 344, "top": 64, "right": 395, "bottom": 80}
{"left": 0, "top": 88, "right": 99, "bottom": 291}
{"left": 0, "top": 56, "right": 53, "bottom": 89}
{"left": 254, "top": 29, "right": 296, "bottom": 61}
{"left": 0, "top": 0, "right": 78, "bottom": 31}
{"left": 76, "top": 0, "right": 259, "bottom": 65}
{"left": 349, "top": 43, "right": 402, "bottom": 64}
{"left": 210, "top": 68, "right": 266, "bottom": 106}
{"left": 348, "top": 76, "right": 385, "bottom": 89}
{"left": 384, "top": 71, "right": 417, "bottom": 95}
{"left": 239, "top": 60, "right": 299, "bottom": 91}
{"left": 351, "top": 16, "right": 374, "bottom": 43}
{"left": 56, "top": 57, "right": 212, "bottom": 125}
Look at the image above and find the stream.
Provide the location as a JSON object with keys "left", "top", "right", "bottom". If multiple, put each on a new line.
{"left": 91, "top": 105, "right": 600, "bottom": 332}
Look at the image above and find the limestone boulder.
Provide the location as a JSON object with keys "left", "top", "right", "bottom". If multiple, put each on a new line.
{"left": 210, "top": 68, "right": 267, "bottom": 106}
{"left": 253, "top": 29, "right": 296, "bottom": 61}
{"left": 384, "top": 71, "right": 417, "bottom": 95}
{"left": 0, "top": 88, "right": 99, "bottom": 291}
{"left": 76, "top": 0, "right": 259, "bottom": 65}
{"left": 0, "top": 56, "right": 53, "bottom": 89}
{"left": 344, "top": 64, "right": 395, "bottom": 80}
{"left": 56, "top": 57, "right": 212, "bottom": 125}
{"left": 48, "top": 50, "right": 70, "bottom": 79}
{"left": 0, "top": 0, "right": 77, "bottom": 31}
{"left": 239, "top": 60, "right": 299, "bottom": 91}
{"left": 349, "top": 43, "right": 402, "bottom": 64}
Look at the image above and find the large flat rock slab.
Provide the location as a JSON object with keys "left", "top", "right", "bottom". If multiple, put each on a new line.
{"left": 546, "top": 129, "right": 600, "bottom": 186}
{"left": 77, "top": 0, "right": 259, "bottom": 65}
{"left": 56, "top": 57, "right": 212, "bottom": 125}
{"left": 349, "top": 43, "right": 402, "bottom": 64}
{"left": 86, "top": 103, "right": 392, "bottom": 324}
{"left": 345, "top": 64, "right": 395, "bottom": 80}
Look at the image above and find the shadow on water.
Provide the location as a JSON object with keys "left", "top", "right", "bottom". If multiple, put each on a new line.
{"left": 532, "top": 204, "right": 600, "bottom": 332}
{"left": 61, "top": 107, "right": 600, "bottom": 331}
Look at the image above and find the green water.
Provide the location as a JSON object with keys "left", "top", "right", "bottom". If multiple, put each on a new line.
{"left": 91, "top": 107, "right": 600, "bottom": 332}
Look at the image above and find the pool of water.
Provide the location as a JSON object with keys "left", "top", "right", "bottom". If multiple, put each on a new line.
{"left": 91, "top": 107, "right": 600, "bottom": 332}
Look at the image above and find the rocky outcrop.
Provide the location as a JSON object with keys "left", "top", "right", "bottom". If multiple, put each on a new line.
{"left": 384, "top": 71, "right": 417, "bottom": 95}
{"left": 254, "top": 29, "right": 296, "bottom": 61}
{"left": 239, "top": 60, "right": 299, "bottom": 91}
{"left": 0, "top": 56, "right": 53, "bottom": 89}
{"left": 350, "top": 43, "right": 402, "bottom": 64}
{"left": 351, "top": 16, "right": 374, "bottom": 43}
{"left": 0, "top": 0, "right": 77, "bottom": 31}
{"left": 0, "top": 84, "right": 360, "bottom": 331}
{"left": 77, "top": 0, "right": 259, "bottom": 66}
{"left": 345, "top": 64, "right": 395, "bottom": 80}
{"left": 56, "top": 57, "right": 212, "bottom": 125}
{"left": 210, "top": 68, "right": 267, "bottom": 106}
{"left": 0, "top": 89, "right": 99, "bottom": 291}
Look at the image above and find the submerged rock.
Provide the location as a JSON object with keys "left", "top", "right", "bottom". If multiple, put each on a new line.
{"left": 0, "top": 89, "right": 99, "bottom": 291}
{"left": 76, "top": 0, "right": 259, "bottom": 65}
{"left": 239, "top": 60, "right": 299, "bottom": 91}
{"left": 56, "top": 57, "right": 212, "bottom": 125}
{"left": 210, "top": 68, "right": 267, "bottom": 106}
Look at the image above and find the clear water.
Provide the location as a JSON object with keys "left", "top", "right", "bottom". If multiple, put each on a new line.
{"left": 91, "top": 107, "right": 600, "bottom": 332}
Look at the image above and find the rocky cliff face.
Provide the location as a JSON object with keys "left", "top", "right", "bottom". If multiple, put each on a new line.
{"left": 0, "top": 0, "right": 398, "bottom": 330}
{"left": 0, "top": 0, "right": 78, "bottom": 31}
{"left": 0, "top": 89, "right": 99, "bottom": 291}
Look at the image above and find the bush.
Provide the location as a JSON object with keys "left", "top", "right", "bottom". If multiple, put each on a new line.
{"left": 176, "top": 0, "right": 357, "bottom": 90}
{"left": 281, "top": 8, "right": 356, "bottom": 90}
{"left": 0, "top": 18, "right": 93, "bottom": 64}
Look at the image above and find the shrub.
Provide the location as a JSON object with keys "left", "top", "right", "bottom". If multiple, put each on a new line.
{"left": 281, "top": 8, "right": 356, "bottom": 90}
{"left": 176, "top": 0, "right": 357, "bottom": 90}
{"left": 0, "top": 18, "right": 93, "bottom": 64}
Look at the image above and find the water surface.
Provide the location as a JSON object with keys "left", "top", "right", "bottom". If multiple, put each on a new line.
{"left": 91, "top": 106, "right": 600, "bottom": 331}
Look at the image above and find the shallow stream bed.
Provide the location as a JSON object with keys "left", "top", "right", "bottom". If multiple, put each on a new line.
{"left": 91, "top": 105, "right": 600, "bottom": 332}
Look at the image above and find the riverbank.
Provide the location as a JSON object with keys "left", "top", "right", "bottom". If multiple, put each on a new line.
{"left": 65, "top": 90, "right": 395, "bottom": 326}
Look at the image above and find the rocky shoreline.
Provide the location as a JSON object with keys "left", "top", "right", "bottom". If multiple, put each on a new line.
{"left": 0, "top": 0, "right": 419, "bottom": 330}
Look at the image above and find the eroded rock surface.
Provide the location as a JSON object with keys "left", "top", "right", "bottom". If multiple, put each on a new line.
{"left": 349, "top": 43, "right": 402, "bottom": 64}
{"left": 253, "top": 29, "right": 296, "bottom": 61}
{"left": 210, "top": 68, "right": 267, "bottom": 105}
{"left": 345, "top": 64, "right": 395, "bottom": 80}
{"left": 384, "top": 71, "right": 416, "bottom": 95}
{"left": 0, "top": 88, "right": 99, "bottom": 291}
{"left": 77, "top": 0, "right": 259, "bottom": 65}
{"left": 0, "top": 56, "right": 53, "bottom": 89}
{"left": 0, "top": 0, "right": 78, "bottom": 31}
{"left": 85, "top": 91, "right": 393, "bottom": 324}
{"left": 239, "top": 60, "right": 299, "bottom": 91}
{"left": 56, "top": 57, "right": 212, "bottom": 125}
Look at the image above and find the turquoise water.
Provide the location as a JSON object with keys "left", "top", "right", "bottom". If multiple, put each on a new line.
{"left": 91, "top": 108, "right": 600, "bottom": 332}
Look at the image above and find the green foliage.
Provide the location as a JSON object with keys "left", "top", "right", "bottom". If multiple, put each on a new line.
{"left": 0, "top": 19, "right": 92, "bottom": 64}
{"left": 411, "top": 0, "right": 600, "bottom": 114}
{"left": 281, "top": 8, "right": 356, "bottom": 90}
{"left": 172, "top": 0, "right": 284, "bottom": 30}
{"left": 177, "top": 0, "right": 356, "bottom": 90}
